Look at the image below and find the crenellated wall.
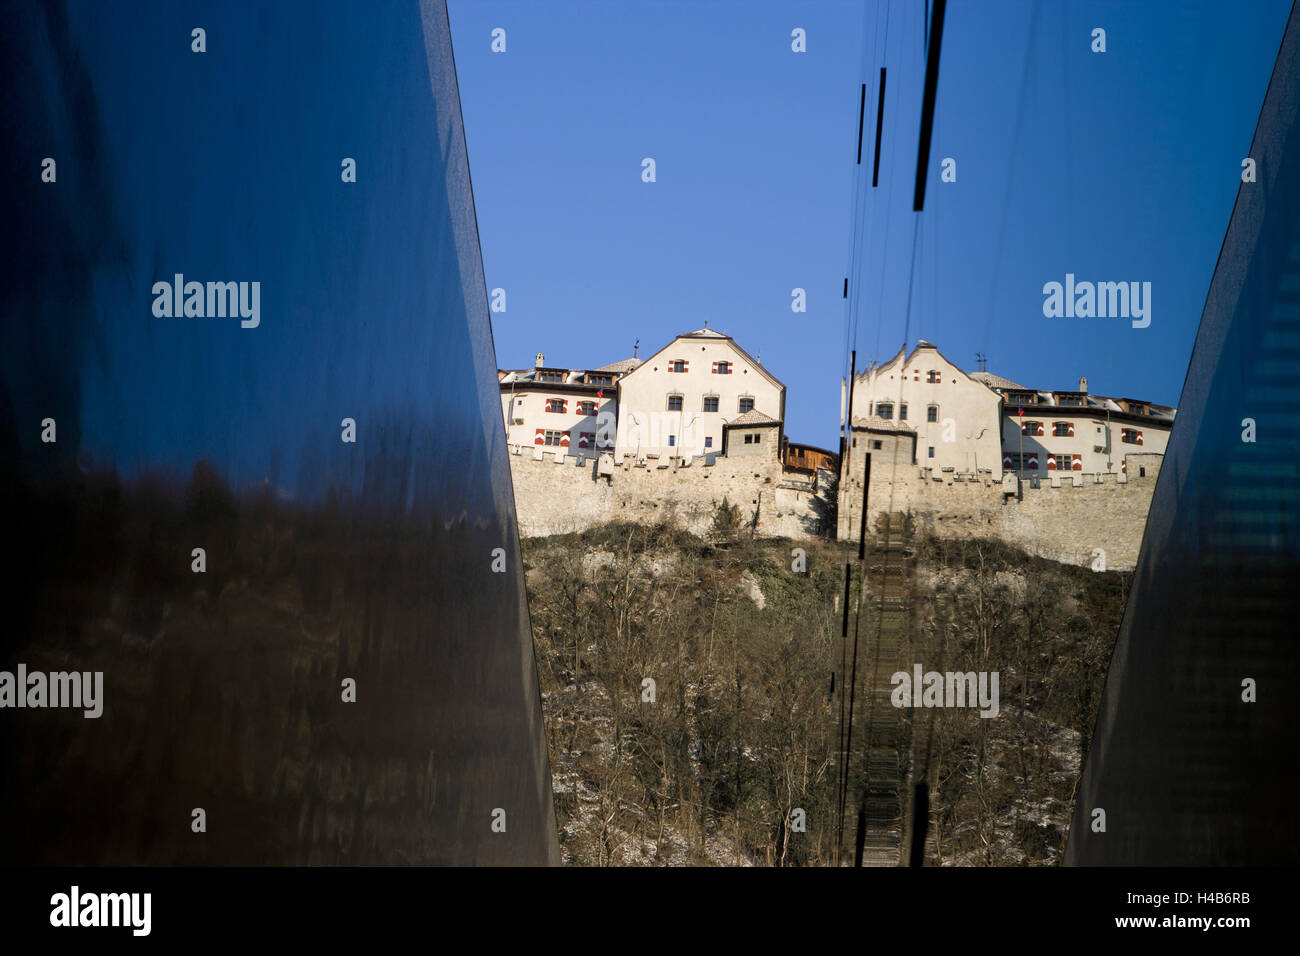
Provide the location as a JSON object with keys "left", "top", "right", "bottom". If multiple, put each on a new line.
{"left": 506, "top": 446, "right": 822, "bottom": 539}
{"left": 510, "top": 439, "right": 1162, "bottom": 571}
{"left": 839, "top": 444, "right": 1163, "bottom": 570}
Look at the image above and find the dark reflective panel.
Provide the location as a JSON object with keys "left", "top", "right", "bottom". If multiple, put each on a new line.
{"left": 1067, "top": 7, "right": 1300, "bottom": 865}
{"left": 0, "top": 1, "right": 558, "bottom": 864}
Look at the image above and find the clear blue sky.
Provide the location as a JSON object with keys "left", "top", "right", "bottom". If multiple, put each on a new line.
{"left": 451, "top": 0, "right": 1289, "bottom": 449}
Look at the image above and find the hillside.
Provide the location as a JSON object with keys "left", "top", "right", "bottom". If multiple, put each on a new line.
{"left": 521, "top": 517, "right": 1128, "bottom": 865}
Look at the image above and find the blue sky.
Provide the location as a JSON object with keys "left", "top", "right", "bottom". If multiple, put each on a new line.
{"left": 449, "top": 0, "right": 1291, "bottom": 449}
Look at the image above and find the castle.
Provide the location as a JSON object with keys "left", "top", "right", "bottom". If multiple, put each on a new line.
{"left": 501, "top": 333, "right": 1175, "bottom": 570}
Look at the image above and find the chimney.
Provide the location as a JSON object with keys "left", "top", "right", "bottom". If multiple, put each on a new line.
{"left": 1079, "top": 375, "right": 1088, "bottom": 394}
{"left": 535, "top": 352, "right": 545, "bottom": 368}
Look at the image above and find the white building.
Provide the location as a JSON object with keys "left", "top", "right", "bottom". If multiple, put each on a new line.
{"left": 847, "top": 341, "right": 1004, "bottom": 477}
{"left": 984, "top": 374, "right": 1174, "bottom": 477}
{"left": 844, "top": 340, "right": 1175, "bottom": 483}
{"left": 612, "top": 327, "right": 785, "bottom": 462}
{"left": 498, "top": 352, "right": 635, "bottom": 454}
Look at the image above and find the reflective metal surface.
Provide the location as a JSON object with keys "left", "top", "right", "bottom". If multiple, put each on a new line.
{"left": 1067, "top": 5, "right": 1300, "bottom": 865}
{"left": 0, "top": 0, "right": 558, "bottom": 865}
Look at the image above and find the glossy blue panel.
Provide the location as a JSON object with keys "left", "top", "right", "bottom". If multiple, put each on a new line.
{"left": 1067, "top": 5, "right": 1300, "bottom": 865}
{"left": 0, "top": 0, "right": 558, "bottom": 864}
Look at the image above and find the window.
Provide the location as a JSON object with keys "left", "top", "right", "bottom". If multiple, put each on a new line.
{"left": 928, "top": 446, "right": 935, "bottom": 458}
{"left": 1021, "top": 420, "right": 1044, "bottom": 436}
{"left": 1053, "top": 421, "right": 1073, "bottom": 437}
{"left": 577, "top": 401, "right": 596, "bottom": 416}
{"left": 705, "top": 437, "right": 713, "bottom": 448}
{"left": 739, "top": 397, "right": 755, "bottom": 413}
{"left": 872, "top": 440, "right": 882, "bottom": 450}
{"left": 1121, "top": 428, "right": 1143, "bottom": 445}
{"left": 714, "top": 361, "right": 731, "bottom": 374}
{"left": 703, "top": 396, "right": 719, "bottom": 412}
{"left": 538, "top": 371, "right": 566, "bottom": 383}
{"left": 744, "top": 434, "right": 753, "bottom": 444}
{"left": 1006, "top": 391, "right": 1036, "bottom": 405}
{"left": 587, "top": 373, "right": 613, "bottom": 386}
{"left": 1129, "top": 403, "right": 1147, "bottom": 415}
{"left": 743, "top": 432, "right": 763, "bottom": 445}
{"left": 671, "top": 359, "right": 685, "bottom": 373}
{"left": 927, "top": 405, "right": 938, "bottom": 423}
{"left": 668, "top": 435, "right": 676, "bottom": 447}
{"left": 875, "top": 402, "right": 893, "bottom": 419}
{"left": 1058, "top": 395, "right": 1086, "bottom": 406}
{"left": 543, "top": 430, "right": 563, "bottom": 446}
{"left": 1050, "top": 453, "right": 1072, "bottom": 471}
{"left": 1004, "top": 452, "right": 1040, "bottom": 471}
{"left": 667, "top": 395, "right": 683, "bottom": 411}
{"left": 927, "top": 370, "right": 941, "bottom": 384}
{"left": 546, "top": 399, "right": 566, "bottom": 414}
{"left": 899, "top": 404, "right": 908, "bottom": 421}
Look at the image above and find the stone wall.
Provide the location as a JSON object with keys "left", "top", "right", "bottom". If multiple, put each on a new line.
{"left": 507, "top": 445, "right": 822, "bottom": 539}
{"left": 510, "top": 440, "right": 1161, "bottom": 570}
{"left": 840, "top": 450, "right": 1161, "bottom": 570}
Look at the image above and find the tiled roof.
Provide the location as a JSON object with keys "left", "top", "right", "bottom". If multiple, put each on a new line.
{"left": 969, "top": 371, "right": 1027, "bottom": 390}
{"left": 594, "top": 358, "right": 642, "bottom": 373}
{"left": 849, "top": 416, "right": 915, "bottom": 433}
{"left": 726, "top": 409, "right": 781, "bottom": 426}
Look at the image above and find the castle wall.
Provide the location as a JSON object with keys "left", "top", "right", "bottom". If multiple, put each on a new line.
{"left": 506, "top": 445, "right": 820, "bottom": 539}
{"left": 839, "top": 448, "right": 1161, "bottom": 570}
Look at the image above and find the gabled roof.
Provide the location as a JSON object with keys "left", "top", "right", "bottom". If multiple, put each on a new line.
{"left": 849, "top": 416, "right": 915, "bottom": 433}
{"left": 861, "top": 340, "right": 970, "bottom": 384}
{"left": 595, "top": 358, "right": 642, "bottom": 373}
{"left": 969, "top": 371, "right": 1027, "bottom": 390}
{"left": 724, "top": 409, "right": 781, "bottom": 427}
{"left": 622, "top": 329, "right": 786, "bottom": 392}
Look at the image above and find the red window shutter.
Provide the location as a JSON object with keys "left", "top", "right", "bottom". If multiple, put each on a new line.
{"left": 1137, "top": 430, "right": 1144, "bottom": 445}
{"left": 1002, "top": 455, "right": 1012, "bottom": 468}
{"left": 560, "top": 431, "right": 570, "bottom": 447}
{"left": 534, "top": 429, "right": 544, "bottom": 445}
{"left": 711, "top": 362, "right": 717, "bottom": 373}
{"left": 1072, "top": 454, "right": 1082, "bottom": 470}
{"left": 682, "top": 361, "right": 689, "bottom": 372}
{"left": 1047, "top": 456, "right": 1056, "bottom": 470}
{"left": 1068, "top": 422, "right": 1075, "bottom": 437}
